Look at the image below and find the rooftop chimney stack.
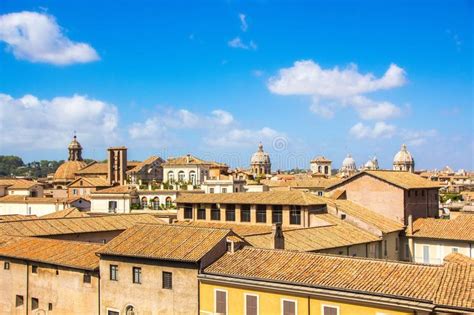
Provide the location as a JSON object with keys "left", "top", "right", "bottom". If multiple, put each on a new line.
{"left": 272, "top": 223, "right": 285, "bottom": 250}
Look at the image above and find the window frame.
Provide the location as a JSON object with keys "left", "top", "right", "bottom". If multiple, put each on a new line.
{"left": 31, "top": 265, "right": 38, "bottom": 274}
{"left": 183, "top": 203, "right": 193, "bottom": 219}
{"left": 211, "top": 204, "right": 221, "bottom": 221}
{"left": 83, "top": 273, "right": 92, "bottom": 284}
{"left": 225, "top": 204, "right": 236, "bottom": 222}
{"left": 15, "top": 295, "right": 23, "bottom": 307}
{"left": 107, "top": 308, "right": 120, "bottom": 315}
{"left": 162, "top": 271, "right": 172, "bottom": 289}
{"left": 281, "top": 298, "right": 297, "bottom": 315}
{"left": 256, "top": 205, "right": 266, "bottom": 223}
{"left": 244, "top": 293, "right": 259, "bottom": 315}
{"left": 240, "top": 204, "right": 251, "bottom": 222}
{"left": 4, "top": 261, "right": 10, "bottom": 270}
{"left": 272, "top": 205, "right": 283, "bottom": 224}
{"left": 214, "top": 288, "right": 228, "bottom": 315}
{"left": 289, "top": 206, "right": 301, "bottom": 225}
{"left": 197, "top": 205, "right": 206, "bottom": 220}
{"left": 110, "top": 264, "right": 118, "bottom": 281}
{"left": 321, "top": 304, "right": 340, "bottom": 315}
{"left": 31, "top": 297, "right": 39, "bottom": 310}
{"left": 132, "top": 266, "right": 142, "bottom": 284}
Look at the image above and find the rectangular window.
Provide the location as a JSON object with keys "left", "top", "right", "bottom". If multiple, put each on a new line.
{"left": 225, "top": 204, "right": 235, "bottom": 221}
{"left": 83, "top": 273, "right": 91, "bottom": 283}
{"left": 240, "top": 205, "right": 251, "bottom": 222}
{"left": 384, "top": 240, "right": 388, "bottom": 257}
{"left": 215, "top": 290, "right": 227, "bottom": 315}
{"left": 289, "top": 206, "right": 301, "bottom": 225}
{"left": 108, "top": 311, "right": 119, "bottom": 315}
{"left": 452, "top": 247, "right": 459, "bottom": 253}
{"left": 15, "top": 295, "right": 23, "bottom": 307}
{"left": 110, "top": 265, "right": 118, "bottom": 281}
{"left": 395, "top": 237, "right": 399, "bottom": 251}
{"left": 209, "top": 188, "right": 214, "bottom": 193}
{"left": 272, "top": 205, "right": 283, "bottom": 224}
{"left": 184, "top": 203, "right": 193, "bottom": 219}
{"left": 132, "top": 267, "right": 142, "bottom": 284}
{"left": 31, "top": 298, "right": 39, "bottom": 310}
{"left": 256, "top": 205, "right": 266, "bottom": 223}
{"left": 322, "top": 305, "right": 339, "bottom": 315}
{"left": 48, "top": 303, "right": 53, "bottom": 311}
{"left": 211, "top": 204, "right": 220, "bottom": 221}
{"left": 32, "top": 265, "right": 38, "bottom": 274}
{"left": 222, "top": 188, "right": 227, "bottom": 193}
{"left": 162, "top": 271, "right": 172, "bottom": 289}
{"left": 282, "top": 299, "right": 296, "bottom": 315}
{"left": 108, "top": 201, "right": 117, "bottom": 213}
{"left": 4, "top": 261, "right": 10, "bottom": 270}
{"left": 245, "top": 294, "right": 258, "bottom": 315}
{"left": 423, "top": 245, "right": 430, "bottom": 264}
{"left": 197, "top": 206, "right": 206, "bottom": 220}
{"left": 72, "top": 189, "right": 78, "bottom": 195}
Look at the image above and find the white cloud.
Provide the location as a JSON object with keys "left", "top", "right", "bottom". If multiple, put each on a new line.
{"left": 205, "top": 127, "right": 282, "bottom": 148}
{"left": 228, "top": 37, "right": 257, "bottom": 50}
{"left": 401, "top": 129, "right": 437, "bottom": 146}
{"left": 239, "top": 13, "right": 248, "bottom": 32}
{"left": 0, "top": 93, "right": 118, "bottom": 150}
{"left": 0, "top": 11, "right": 99, "bottom": 65}
{"left": 349, "top": 121, "right": 396, "bottom": 139}
{"left": 349, "top": 96, "right": 401, "bottom": 120}
{"left": 268, "top": 60, "right": 406, "bottom": 120}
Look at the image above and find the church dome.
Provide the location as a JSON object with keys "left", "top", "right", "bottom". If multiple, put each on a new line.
{"left": 341, "top": 154, "right": 356, "bottom": 170}
{"left": 393, "top": 144, "right": 414, "bottom": 165}
{"left": 364, "top": 156, "right": 379, "bottom": 170}
{"left": 53, "top": 160, "right": 87, "bottom": 182}
{"left": 68, "top": 135, "right": 83, "bottom": 150}
{"left": 251, "top": 143, "right": 271, "bottom": 165}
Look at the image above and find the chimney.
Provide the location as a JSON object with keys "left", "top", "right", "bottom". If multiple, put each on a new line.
{"left": 407, "top": 214, "right": 413, "bottom": 235}
{"left": 271, "top": 223, "right": 285, "bottom": 250}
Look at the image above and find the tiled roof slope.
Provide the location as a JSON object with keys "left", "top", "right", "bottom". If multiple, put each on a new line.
{"left": 0, "top": 236, "right": 101, "bottom": 270}
{"left": 92, "top": 185, "right": 135, "bottom": 194}
{"left": 327, "top": 199, "right": 404, "bottom": 233}
{"left": 0, "top": 179, "right": 38, "bottom": 189}
{"left": 175, "top": 221, "right": 279, "bottom": 236}
{"left": 176, "top": 191, "right": 326, "bottom": 206}
{"left": 328, "top": 170, "right": 440, "bottom": 190}
{"left": 75, "top": 162, "right": 108, "bottom": 175}
{"left": 0, "top": 195, "right": 65, "bottom": 204}
{"left": 244, "top": 214, "right": 380, "bottom": 251}
{"left": 205, "top": 247, "right": 474, "bottom": 311}
{"left": 127, "top": 155, "right": 163, "bottom": 173}
{"left": 0, "top": 214, "right": 162, "bottom": 237}
{"left": 68, "top": 177, "right": 110, "bottom": 187}
{"left": 40, "top": 207, "right": 90, "bottom": 219}
{"left": 0, "top": 214, "right": 38, "bottom": 222}
{"left": 407, "top": 214, "right": 474, "bottom": 242}
{"left": 97, "top": 223, "right": 230, "bottom": 262}
{"left": 262, "top": 178, "right": 342, "bottom": 189}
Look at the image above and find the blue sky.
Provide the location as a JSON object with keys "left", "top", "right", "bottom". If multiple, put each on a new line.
{"left": 0, "top": 0, "right": 472, "bottom": 170}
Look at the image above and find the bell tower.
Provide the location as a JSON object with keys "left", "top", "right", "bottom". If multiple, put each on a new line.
{"left": 107, "top": 146, "right": 128, "bottom": 185}
{"left": 68, "top": 132, "right": 83, "bottom": 161}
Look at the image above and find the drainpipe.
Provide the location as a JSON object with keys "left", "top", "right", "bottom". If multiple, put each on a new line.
{"left": 98, "top": 270, "right": 101, "bottom": 315}
{"left": 26, "top": 261, "right": 29, "bottom": 315}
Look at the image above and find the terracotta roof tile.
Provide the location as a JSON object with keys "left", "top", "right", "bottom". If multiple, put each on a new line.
{"left": 408, "top": 214, "right": 474, "bottom": 241}
{"left": 0, "top": 236, "right": 101, "bottom": 270}
{"left": 176, "top": 191, "right": 326, "bottom": 206}
{"left": 327, "top": 199, "right": 404, "bottom": 233}
{"left": 0, "top": 214, "right": 162, "bottom": 237}
{"left": 328, "top": 170, "right": 441, "bottom": 190}
{"left": 75, "top": 162, "right": 108, "bottom": 175}
{"left": 126, "top": 156, "right": 164, "bottom": 174}
{"left": 0, "top": 195, "right": 66, "bottom": 204}
{"left": 97, "top": 223, "right": 230, "bottom": 262}
{"left": 205, "top": 247, "right": 474, "bottom": 311}
{"left": 0, "top": 214, "right": 38, "bottom": 222}
{"left": 40, "top": 207, "right": 90, "bottom": 219}
{"left": 0, "top": 179, "right": 39, "bottom": 189}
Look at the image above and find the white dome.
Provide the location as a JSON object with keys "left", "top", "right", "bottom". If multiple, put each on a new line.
{"left": 342, "top": 154, "right": 356, "bottom": 170}
{"left": 364, "top": 156, "right": 379, "bottom": 170}
{"left": 251, "top": 143, "right": 271, "bottom": 165}
{"left": 393, "top": 144, "right": 414, "bottom": 164}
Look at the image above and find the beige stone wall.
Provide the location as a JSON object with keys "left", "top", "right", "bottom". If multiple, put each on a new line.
{"left": 318, "top": 242, "right": 379, "bottom": 258}
{"left": 404, "top": 188, "right": 439, "bottom": 222}
{"left": 411, "top": 238, "right": 473, "bottom": 265}
{"left": 100, "top": 256, "right": 200, "bottom": 315}
{"left": 0, "top": 258, "right": 98, "bottom": 314}
{"left": 331, "top": 175, "right": 406, "bottom": 224}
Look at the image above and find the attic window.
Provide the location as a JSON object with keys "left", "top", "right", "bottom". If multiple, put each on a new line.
{"left": 340, "top": 214, "right": 346, "bottom": 220}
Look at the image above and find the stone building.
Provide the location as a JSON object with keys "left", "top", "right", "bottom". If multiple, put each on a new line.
{"left": 162, "top": 154, "right": 221, "bottom": 186}
{"left": 327, "top": 170, "right": 440, "bottom": 225}
{"left": 107, "top": 146, "right": 128, "bottom": 186}
{"left": 250, "top": 143, "right": 271, "bottom": 177}
{"left": 393, "top": 144, "right": 415, "bottom": 172}
{"left": 310, "top": 156, "right": 332, "bottom": 175}
{"left": 97, "top": 223, "right": 230, "bottom": 315}
{"left": 126, "top": 155, "right": 165, "bottom": 185}
{"left": 0, "top": 236, "right": 101, "bottom": 314}
{"left": 363, "top": 156, "right": 379, "bottom": 170}
{"left": 53, "top": 135, "right": 87, "bottom": 189}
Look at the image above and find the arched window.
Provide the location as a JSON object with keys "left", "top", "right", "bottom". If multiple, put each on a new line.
{"left": 153, "top": 197, "right": 159, "bottom": 210}
{"left": 189, "top": 171, "right": 196, "bottom": 185}
{"left": 318, "top": 166, "right": 322, "bottom": 173}
{"left": 165, "top": 197, "right": 172, "bottom": 208}
{"left": 168, "top": 171, "right": 174, "bottom": 183}
{"left": 324, "top": 165, "right": 329, "bottom": 175}
{"left": 125, "top": 305, "right": 135, "bottom": 315}
{"left": 141, "top": 197, "right": 147, "bottom": 209}
{"left": 178, "top": 171, "right": 185, "bottom": 182}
